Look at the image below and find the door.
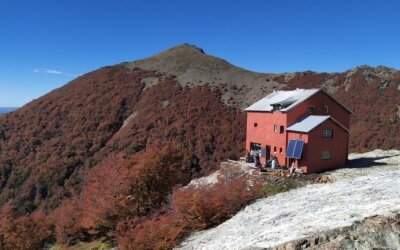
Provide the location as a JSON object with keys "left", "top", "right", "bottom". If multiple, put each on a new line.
{"left": 265, "top": 145, "right": 271, "bottom": 160}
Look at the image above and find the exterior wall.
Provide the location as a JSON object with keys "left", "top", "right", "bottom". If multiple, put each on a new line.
{"left": 246, "top": 111, "right": 288, "bottom": 166}
{"left": 288, "top": 119, "right": 348, "bottom": 173}
{"left": 287, "top": 91, "right": 350, "bottom": 129}
{"left": 287, "top": 132, "right": 309, "bottom": 172}
{"left": 246, "top": 90, "right": 351, "bottom": 173}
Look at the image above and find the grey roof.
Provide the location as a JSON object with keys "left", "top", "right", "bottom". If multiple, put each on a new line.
{"left": 245, "top": 89, "right": 320, "bottom": 112}
{"left": 287, "top": 115, "right": 330, "bottom": 133}
{"left": 287, "top": 115, "right": 348, "bottom": 133}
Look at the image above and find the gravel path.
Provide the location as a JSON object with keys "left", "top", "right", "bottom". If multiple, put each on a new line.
{"left": 177, "top": 150, "right": 400, "bottom": 249}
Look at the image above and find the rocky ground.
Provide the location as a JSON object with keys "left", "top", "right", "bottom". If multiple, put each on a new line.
{"left": 270, "top": 213, "right": 400, "bottom": 250}
{"left": 177, "top": 150, "right": 400, "bottom": 250}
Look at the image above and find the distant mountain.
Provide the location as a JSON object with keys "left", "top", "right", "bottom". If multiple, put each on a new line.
{"left": 0, "top": 107, "right": 17, "bottom": 114}
{"left": 0, "top": 43, "right": 399, "bottom": 248}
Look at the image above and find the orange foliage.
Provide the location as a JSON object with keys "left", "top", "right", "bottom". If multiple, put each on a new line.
{"left": 116, "top": 215, "right": 185, "bottom": 250}
{"left": 171, "top": 165, "right": 262, "bottom": 230}
{"left": 116, "top": 165, "right": 263, "bottom": 249}
{"left": 0, "top": 203, "right": 54, "bottom": 250}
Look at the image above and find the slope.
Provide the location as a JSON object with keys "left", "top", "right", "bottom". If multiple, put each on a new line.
{"left": 178, "top": 150, "right": 400, "bottom": 249}
{"left": 0, "top": 44, "right": 398, "bottom": 248}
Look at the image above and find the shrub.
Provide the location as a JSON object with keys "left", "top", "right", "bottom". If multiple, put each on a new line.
{"left": 116, "top": 215, "right": 185, "bottom": 250}
{"left": 172, "top": 168, "right": 262, "bottom": 230}
{"left": 0, "top": 204, "right": 54, "bottom": 250}
{"left": 116, "top": 165, "right": 263, "bottom": 249}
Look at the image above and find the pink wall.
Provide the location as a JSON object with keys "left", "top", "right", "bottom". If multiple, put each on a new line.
{"left": 246, "top": 111, "right": 288, "bottom": 166}
{"left": 288, "top": 119, "right": 348, "bottom": 173}
{"left": 287, "top": 132, "right": 309, "bottom": 172}
{"left": 246, "top": 90, "right": 351, "bottom": 173}
{"left": 287, "top": 91, "right": 350, "bottom": 129}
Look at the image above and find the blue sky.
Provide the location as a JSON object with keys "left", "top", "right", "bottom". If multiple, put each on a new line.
{"left": 1, "top": 0, "right": 399, "bottom": 107}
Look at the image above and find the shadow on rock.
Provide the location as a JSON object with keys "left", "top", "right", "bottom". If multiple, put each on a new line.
{"left": 347, "top": 154, "right": 400, "bottom": 168}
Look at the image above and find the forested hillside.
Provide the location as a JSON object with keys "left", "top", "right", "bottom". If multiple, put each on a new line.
{"left": 0, "top": 44, "right": 399, "bottom": 249}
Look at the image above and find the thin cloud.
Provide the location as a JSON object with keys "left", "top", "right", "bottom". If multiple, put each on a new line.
{"left": 33, "top": 68, "right": 79, "bottom": 77}
{"left": 34, "top": 68, "right": 63, "bottom": 74}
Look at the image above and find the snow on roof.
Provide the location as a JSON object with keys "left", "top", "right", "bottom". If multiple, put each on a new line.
{"left": 245, "top": 88, "right": 320, "bottom": 112}
{"left": 286, "top": 115, "right": 330, "bottom": 133}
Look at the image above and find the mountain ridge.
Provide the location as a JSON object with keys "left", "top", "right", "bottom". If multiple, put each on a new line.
{"left": 0, "top": 107, "right": 18, "bottom": 114}
{"left": 0, "top": 44, "right": 399, "bottom": 249}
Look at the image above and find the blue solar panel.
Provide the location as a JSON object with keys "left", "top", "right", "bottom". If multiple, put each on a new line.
{"left": 292, "top": 140, "right": 304, "bottom": 159}
{"left": 286, "top": 139, "right": 296, "bottom": 158}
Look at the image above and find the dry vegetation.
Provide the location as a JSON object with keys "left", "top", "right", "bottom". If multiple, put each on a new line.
{"left": 0, "top": 45, "right": 399, "bottom": 249}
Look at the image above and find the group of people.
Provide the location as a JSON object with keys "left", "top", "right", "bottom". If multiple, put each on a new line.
{"left": 245, "top": 151, "right": 278, "bottom": 170}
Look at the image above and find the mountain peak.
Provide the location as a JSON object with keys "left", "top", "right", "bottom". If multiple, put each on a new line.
{"left": 167, "top": 43, "right": 206, "bottom": 54}
{"left": 122, "top": 43, "right": 277, "bottom": 109}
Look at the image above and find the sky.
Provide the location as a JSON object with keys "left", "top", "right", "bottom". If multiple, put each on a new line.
{"left": 1, "top": 0, "right": 399, "bottom": 107}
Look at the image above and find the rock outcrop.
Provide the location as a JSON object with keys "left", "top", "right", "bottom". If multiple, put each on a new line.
{"left": 271, "top": 213, "right": 400, "bottom": 250}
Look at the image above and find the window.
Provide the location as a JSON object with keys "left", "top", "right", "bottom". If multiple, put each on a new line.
{"left": 250, "top": 142, "right": 261, "bottom": 151}
{"left": 273, "top": 125, "right": 278, "bottom": 132}
{"left": 322, "top": 129, "right": 333, "bottom": 138}
{"left": 321, "top": 151, "right": 331, "bottom": 160}
{"left": 280, "top": 125, "right": 284, "bottom": 134}
{"left": 254, "top": 123, "right": 258, "bottom": 128}
{"left": 273, "top": 146, "right": 277, "bottom": 153}
{"left": 272, "top": 105, "right": 281, "bottom": 111}
{"left": 309, "top": 105, "right": 316, "bottom": 114}
{"left": 279, "top": 147, "right": 283, "bottom": 154}
{"left": 323, "top": 106, "right": 329, "bottom": 114}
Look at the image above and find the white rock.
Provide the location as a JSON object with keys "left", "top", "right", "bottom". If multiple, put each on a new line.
{"left": 177, "top": 150, "right": 400, "bottom": 250}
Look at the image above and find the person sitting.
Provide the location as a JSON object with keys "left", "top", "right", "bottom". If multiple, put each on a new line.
{"left": 264, "top": 156, "right": 273, "bottom": 168}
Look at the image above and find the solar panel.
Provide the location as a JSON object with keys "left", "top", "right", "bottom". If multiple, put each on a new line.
{"left": 286, "top": 139, "right": 296, "bottom": 158}
{"left": 292, "top": 140, "right": 304, "bottom": 159}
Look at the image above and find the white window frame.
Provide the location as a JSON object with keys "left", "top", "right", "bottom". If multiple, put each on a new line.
{"left": 322, "top": 129, "right": 333, "bottom": 138}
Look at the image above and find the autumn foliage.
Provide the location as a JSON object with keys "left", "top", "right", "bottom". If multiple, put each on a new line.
{"left": 0, "top": 204, "right": 54, "bottom": 250}
{"left": 116, "top": 165, "right": 263, "bottom": 250}
{"left": 0, "top": 60, "right": 399, "bottom": 249}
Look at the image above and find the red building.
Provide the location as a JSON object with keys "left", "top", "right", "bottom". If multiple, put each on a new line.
{"left": 245, "top": 88, "right": 352, "bottom": 173}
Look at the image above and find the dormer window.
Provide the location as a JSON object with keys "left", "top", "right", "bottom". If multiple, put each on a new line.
{"left": 272, "top": 104, "right": 281, "bottom": 111}
{"left": 309, "top": 105, "right": 316, "bottom": 114}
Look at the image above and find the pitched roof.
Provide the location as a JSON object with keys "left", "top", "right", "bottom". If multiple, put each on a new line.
{"left": 287, "top": 115, "right": 349, "bottom": 133}
{"left": 244, "top": 88, "right": 353, "bottom": 114}
{"left": 245, "top": 89, "right": 320, "bottom": 112}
